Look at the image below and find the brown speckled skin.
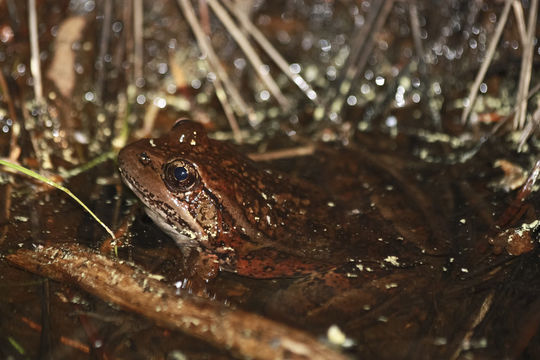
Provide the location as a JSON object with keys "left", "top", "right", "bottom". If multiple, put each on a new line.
{"left": 118, "top": 120, "right": 345, "bottom": 278}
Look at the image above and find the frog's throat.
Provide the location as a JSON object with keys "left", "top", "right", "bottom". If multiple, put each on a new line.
{"left": 143, "top": 205, "right": 203, "bottom": 248}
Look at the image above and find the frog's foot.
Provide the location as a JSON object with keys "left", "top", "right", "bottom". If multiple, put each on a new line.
{"left": 185, "top": 249, "right": 220, "bottom": 282}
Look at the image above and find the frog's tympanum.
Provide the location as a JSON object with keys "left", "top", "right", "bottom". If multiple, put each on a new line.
{"left": 118, "top": 119, "right": 356, "bottom": 279}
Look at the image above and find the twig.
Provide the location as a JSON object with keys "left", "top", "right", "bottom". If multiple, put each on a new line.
{"left": 28, "top": 0, "right": 43, "bottom": 103}
{"left": 198, "top": 0, "right": 211, "bottom": 37}
{"left": 248, "top": 145, "right": 315, "bottom": 162}
{"left": 408, "top": 2, "right": 425, "bottom": 61}
{"left": 511, "top": 0, "right": 527, "bottom": 45}
{"left": 221, "top": 0, "right": 319, "bottom": 104}
{"left": 517, "top": 97, "right": 540, "bottom": 150}
{"left": 461, "top": 0, "right": 513, "bottom": 124}
{"left": 207, "top": 0, "right": 290, "bottom": 110}
{"left": 6, "top": 245, "right": 347, "bottom": 360}
{"left": 178, "top": 0, "right": 247, "bottom": 140}
{"left": 133, "top": 0, "right": 143, "bottom": 85}
{"left": 514, "top": 0, "right": 537, "bottom": 129}
{"left": 449, "top": 292, "right": 494, "bottom": 360}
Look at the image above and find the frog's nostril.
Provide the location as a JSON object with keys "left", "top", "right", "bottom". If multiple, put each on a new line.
{"left": 138, "top": 152, "right": 152, "bottom": 166}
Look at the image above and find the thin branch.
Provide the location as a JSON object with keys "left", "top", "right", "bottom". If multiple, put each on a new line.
{"left": 515, "top": 0, "right": 537, "bottom": 129}
{"left": 6, "top": 245, "right": 346, "bottom": 360}
{"left": 461, "top": 0, "right": 513, "bottom": 124}
{"left": 28, "top": 0, "right": 43, "bottom": 103}
{"left": 511, "top": 0, "right": 527, "bottom": 46}
{"left": 207, "top": 0, "right": 289, "bottom": 110}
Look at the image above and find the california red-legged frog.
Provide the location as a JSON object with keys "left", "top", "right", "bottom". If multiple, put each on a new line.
{"left": 118, "top": 119, "right": 428, "bottom": 281}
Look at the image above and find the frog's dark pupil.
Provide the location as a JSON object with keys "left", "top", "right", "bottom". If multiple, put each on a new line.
{"left": 174, "top": 166, "right": 189, "bottom": 181}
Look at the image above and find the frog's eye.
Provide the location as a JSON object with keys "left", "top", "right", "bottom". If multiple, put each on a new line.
{"left": 163, "top": 160, "right": 199, "bottom": 192}
{"left": 173, "top": 166, "right": 189, "bottom": 181}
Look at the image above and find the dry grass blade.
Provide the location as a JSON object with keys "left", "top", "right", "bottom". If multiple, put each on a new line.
{"left": 461, "top": 0, "right": 513, "bottom": 124}
{"left": 178, "top": 0, "right": 250, "bottom": 140}
{"left": 213, "top": 74, "right": 243, "bottom": 143}
{"left": 408, "top": 2, "right": 425, "bottom": 61}
{"left": 248, "top": 145, "right": 315, "bottom": 162}
{"left": 512, "top": 0, "right": 527, "bottom": 45}
{"left": 28, "top": 0, "right": 43, "bottom": 103}
{"left": 323, "top": 0, "right": 394, "bottom": 120}
{"left": 514, "top": 0, "right": 538, "bottom": 129}
{"left": 6, "top": 244, "right": 347, "bottom": 360}
{"left": 96, "top": 0, "right": 112, "bottom": 102}
{"left": 221, "top": 0, "right": 319, "bottom": 104}
{"left": 207, "top": 0, "right": 289, "bottom": 110}
{"left": 133, "top": 0, "right": 143, "bottom": 85}
{"left": 450, "top": 292, "right": 494, "bottom": 360}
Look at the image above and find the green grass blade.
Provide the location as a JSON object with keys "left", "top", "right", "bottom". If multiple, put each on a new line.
{"left": 7, "top": 336, "right": 26, "bottom": 355}
{"left": 0, "top": 159, "right": 116, "bottom": 239}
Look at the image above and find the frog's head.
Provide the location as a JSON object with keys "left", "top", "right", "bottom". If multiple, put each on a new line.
{"left": 118, "top": 119, "right": 269, "bottom": 251}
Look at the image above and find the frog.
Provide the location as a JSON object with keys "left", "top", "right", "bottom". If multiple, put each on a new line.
{"left": 118, "top": 119, "right": 356, "bottom": 279}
